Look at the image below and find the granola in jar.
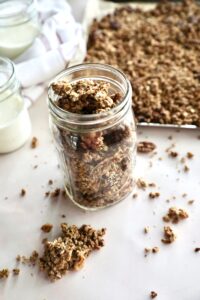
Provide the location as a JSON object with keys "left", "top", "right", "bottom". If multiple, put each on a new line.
{"left": 48, "top": 64, "right": 137, "bottom": 210}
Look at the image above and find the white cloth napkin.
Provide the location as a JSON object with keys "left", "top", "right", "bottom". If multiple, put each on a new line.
{"left": 14, "top": 0, "right": 84, "bottom": 107}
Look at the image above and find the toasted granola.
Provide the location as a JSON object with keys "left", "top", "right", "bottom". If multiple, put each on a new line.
{"left": 137, "top": 141, "right": 156, "bottom": 154}
{"left": 194, "top": 248, "right": 200, "bottom": 252}
{"left": 31, "top": 137, "right": 38, "bottom": 149}
{"left": 161, "top": 226, "right": 176, "bottom": 244}
{"left": 149, "top": 192, "right": 160, "bottom": 199}
{"left": 50, "top": 79, "right": 136, "bottom": 209}
{"left": 41, "top": 224, "right": 53, "bottom": 233}
{"left": 39, "top": 223, "right": 106, "bottom": 281}
{"left": 150, "top": 291, "right": 158, "bottom": 299}
{"left": 12, "top": 268, "right": 20, "bottom": 275}
{"left": 0, "top": 269, "right": 9, "bottom": 279}
{"left": 20, "top": 188, "right": 26, "bottom": 197}
{"left": 163, "top": 207, "right": 189, "bottom": 224}
{"left": 86, "top": 0, "right": 200, "bottom": 127}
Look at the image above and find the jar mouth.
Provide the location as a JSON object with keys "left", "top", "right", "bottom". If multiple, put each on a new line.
{"left": 48, "top": 63, "right": 131, "bottom": 126}
{"left": 0, "top": 0, "right": 35, "bottom": 26}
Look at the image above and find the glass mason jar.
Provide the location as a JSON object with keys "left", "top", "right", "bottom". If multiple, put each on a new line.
{"left": 0, "top": 57, "right": 31, "bottom": 153}
{"left": 48, "top": 63, "right": 137, "bottom": 210}
{"left": 0, "top": 0, "right": 40, "bottom": 59}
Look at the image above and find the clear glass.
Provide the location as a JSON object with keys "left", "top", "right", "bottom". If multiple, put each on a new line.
{"left": 48, "top": 63, "right": 137, "bottom": 210}
{"left": 0, "top": 57, "right": 31, "bottom": 153}
{"left": 0, "top": 0, "right": 40, "bottom": 59}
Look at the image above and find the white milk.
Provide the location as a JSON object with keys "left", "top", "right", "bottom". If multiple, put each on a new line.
{"left": 0, "top": 93, "right": 31, "bottom": 153}
{"left": 0, "top": 22, "right": 39, "bottom": 59}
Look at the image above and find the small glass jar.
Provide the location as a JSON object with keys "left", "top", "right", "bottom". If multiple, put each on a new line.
{"left": 0, "top": 57, "right": 31, "bottom": 153}
{"left": 0, "top": 0, "right": 40, "bottom": 59}
{"left": 48, "top": 63, "right": 137, "bottom": 210}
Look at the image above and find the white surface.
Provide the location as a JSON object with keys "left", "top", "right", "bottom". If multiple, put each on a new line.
{"left": 0, "top": 94, "right": 200, "bottom": 299}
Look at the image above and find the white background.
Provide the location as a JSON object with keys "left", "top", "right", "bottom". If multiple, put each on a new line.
{"left": 0, "top": 93, "right": 200, "bottom": 300}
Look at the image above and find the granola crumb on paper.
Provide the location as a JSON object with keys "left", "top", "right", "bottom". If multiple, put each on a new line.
{"left": 50, "top": 188, "right": 60, "bottom": 198}
{"left": 187, "top": 152, "right": 194, "bottom": 159}
{"left": 137, "top": 141, "right": 156, "bottom": 154}
{"left": 39, "top": 223, "right": 106, "bottom": 281}
{"left": 144, "top": 227, "right": 150, "bottom": 234}
{"left": 132, "top": 193, "right": 138, "bottom": 199}
{"left": 194, "top": 248, "right": 200, "bottom": 252}
{"left": 31, "top": 137, "right": 38, "bottom": 149}
{"left": 188, "top": 200, "right": 195, "bottom": 205}
{"left": 161, "top": 226, "right": 176, "bottom": 244}
{"left": 136, "top": 178, "right": 147, "bottom": 190}
{"left": 168, "top": 151, "right": 178, "bottom": 158}
{"left": 48, "top": 180, "right": 53, "bottom": 185}
{"left": 20, "top": 188, "right": 26, "bottom": 197}
{"left": 12, "top": 268, "right": 20, "bottom": 276}
{"left": 150, "top": 291, "right": 158, "bottom": 298}
{"left": 182, "top": 193, "right": 187, "bottom": 198}
{"left": 152, "top": 247, "right": 159, "bottom": 254}
{"left": 41, "top": 224, "right": 53, "bottom": 233}
{"left": 149, "top": 192, "right": 160, "bottom": 199}
{"left": 163, "top": 207, "right": 188, "bottom": 224}
{"left": 0, "top": 269, "right": 9, "bottom": 279}
{"left": 180, "top": 157, "right": 186, "bottom": 164}
{"left": 184, "top": 165, "right": 190, "bottom": 172}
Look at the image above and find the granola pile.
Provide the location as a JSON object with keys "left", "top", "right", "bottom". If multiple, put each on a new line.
{"left": 50, "top": 79, "right": 136, "bottom": 209}
{"left": 86, "top": 0, "right": 200, "bottom": 126}
{"left": 39, "top": 223, "right": 106, "bottom": 281}
{"left": 163, "top": 207, "right": 189, "bottom": 224}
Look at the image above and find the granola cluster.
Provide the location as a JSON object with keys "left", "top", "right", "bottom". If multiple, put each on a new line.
{"left": 50, "top": 79, "right": 136, "bottom": 209}
{"left": 39, "top": 223, "right": 106, "bottom": 281}
{"left": 163, "top": 207, "right": 189, "bottom": 224}
{"left": 86, "top": 0, "right": 200, "bottom": 126}
{"left": 161, "top": 226, "right": 177, "bottom": 244}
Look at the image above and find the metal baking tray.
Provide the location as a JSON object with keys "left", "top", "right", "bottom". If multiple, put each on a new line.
{"left": 71, "top": 0, "right": 200, "bottom": 129}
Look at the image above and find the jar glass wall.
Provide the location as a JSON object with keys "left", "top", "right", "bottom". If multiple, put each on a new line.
{"left": 0, "top": 57, "right": 31, "bottom": 153}
{"left": 0, "top": 0, "right": 40, "bottom": 59}
{"left": 48, "top": 63, "right": 137, "bottom": 210}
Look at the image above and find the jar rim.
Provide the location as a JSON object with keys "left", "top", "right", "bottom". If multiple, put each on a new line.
{"left": 0, "top": 0, "right": 35, "bottom": 26}
{"left": 48, "top": 63, "right": 131, "bottom": 126}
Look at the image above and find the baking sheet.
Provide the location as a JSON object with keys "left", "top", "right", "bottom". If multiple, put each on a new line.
{"left": 70, "top": 0, "right": 199, "bottom": 130}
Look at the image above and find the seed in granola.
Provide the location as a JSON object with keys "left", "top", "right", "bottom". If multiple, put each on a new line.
{"left": 188, "top": 200, "right": 194, "bottom": 205}
{"left": 20, "top": 188, "right": 26, "bottom": 197}
{"left": 150, "top": 291, "right": 158, "bottom": 299}
{"left": 168, "top": 151, "right": 178, "bottom": 158}
{"left": 152, "top": 247, "right": 159, "bottom": 254}
{"left": 184, "top": 165, "right": 190, "bottom": 172}
{"left": 31, "top": 137, "right": 38, "bottom": 149}
{"left": 187, "top": 152, "right": 194, "bottom": 159}
{"left": 161, "top": 226, "right": 176, "bottom": 244}
{"left": 0, "top": 269, "right": 9, "bottom": 279}
{"left": 194, "top": 248, "right": 200, "bottom": 252}
{"left": 137, "top": 141, "right": 156, "bottom": 154}
{"left": 41, "top": 223, "right": 53, "bottom": 233}
{"left": 163, "top": 207, "right": 188, "bottom": 224}
{"left": 50, "top": 188, "right": 60, "bottom": 197}
{"left": 12, "top": 268, "right": 20, "bottom": 276}
{"left": 149, "top": 192, "right": 160, "bottom": 199}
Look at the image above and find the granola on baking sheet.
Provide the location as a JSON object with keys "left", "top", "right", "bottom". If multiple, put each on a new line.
{"left": 86, "top": 0, "right": 200, "bottom": 126}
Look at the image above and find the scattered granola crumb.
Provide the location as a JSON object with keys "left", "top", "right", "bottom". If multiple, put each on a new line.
{"left": 180, "top": 157, "right": 186, "bottom": 164}
{"left": 150, "top": 291, "right": 158, "bottom": 299}
{"left": 20, "top": 188, "right": 26, "bottom": 197}
{"left": 45, "top": 191, "right": 50, "bottom": 197}
{"left": 12, "top": 268, "right": 20, "bottom": 276}
{"left": 184, "top": 165, "right": 190, "bottom": 172}
{"left": 144, "top": 227, "right": 150, "bottom": 234}
{"left": 21, "top": 251, "right": 39, "bottom": 266}
{"left": 187, "top": 152, "right": 194, "bottom": 159}
{"left": 168, "top": 151, "right": 178, "bottom": 158}
{"left": 158, "top": 157, "right": 162, "bottom": 161}
{"left": 50, "top": 188, "right": 60, "bottom": 198}
{"left": 0, "top": 269, "right": 9, "bottom": 279}
{"left": 182, "top": 193, "right": 187, "bottom": 198}
{"left": 48, "top": 180, "right": 53, "bottom": 185}
{"left": 39, "top": 223, "right": 106, "bottom": 281}
{"left": 31, "top": 137, "right": 38, "bottom": 149}
{"left": 132, "top": 193, "right": 138, "bottom": 199}
{"left": 33, "top": 165, "right": 38, "bottom": 169}
{"left": 41, "top": 224, "right": 53, "bottom": 233}
{"left": 168, "top": 136, "right": 173, "bottom": 140}
{"left": 194, "top": 248, "right": 200, "bottom": 252}
{"left": 149, "top": 192, "right": 160, "bottom": 199}
{"left": 136, "top": 178, "right": 147, "bottom": 190}
{"left": 161, "top": 226, "right": 176, "bottom": 244}
{"left": 149, "top": 183, "right": 156, "bottom": 188}
{"left": 16, "top": 255, "right": 21, "bottom": 262}
{"left": 166, "top": 199, "right": 170, "bottom": 203}
{"left": 144, "top": 248, "right": 151, "bottom": 256}
{"left": 61, "top": 214, "right": 66, "bottom": 218}
{"left": 137, "top": 141, "right": 156, "bottom": 154}
{"left": 188, "top": 200, "right": 195, "bottom": 205}
{"left": 163, "top": 207, "right": 188, "bottom": 224}
{"left": 152, "top": 247, "right": 159, "bottom": 254}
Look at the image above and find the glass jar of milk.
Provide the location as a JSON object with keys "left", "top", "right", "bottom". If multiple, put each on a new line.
{"left": 0, "top": 0, "right": 40, "bottom": 59}
{"left": 0, "top": 57, "right": 31, "bottom": 153}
